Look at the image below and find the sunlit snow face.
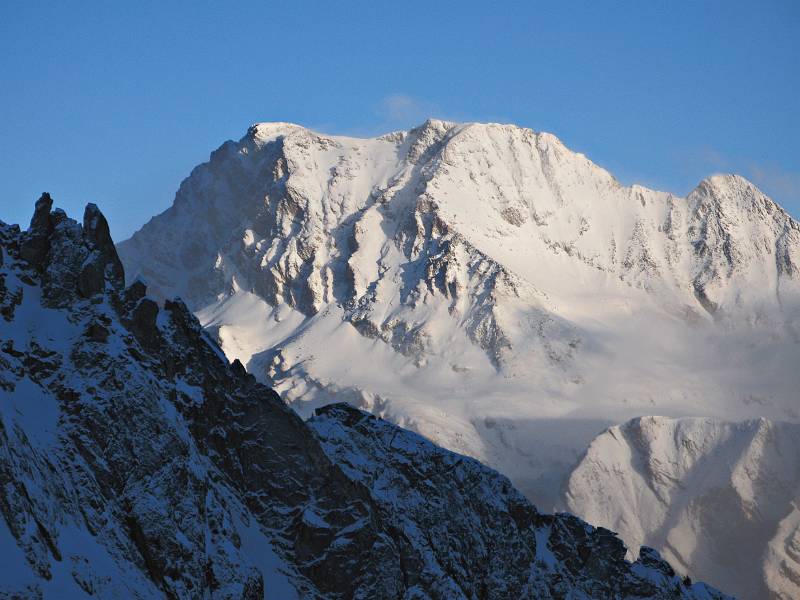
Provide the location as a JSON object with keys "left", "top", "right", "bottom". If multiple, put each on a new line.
{"left": 115, "top": 121, "right": 800, "bottom": 600}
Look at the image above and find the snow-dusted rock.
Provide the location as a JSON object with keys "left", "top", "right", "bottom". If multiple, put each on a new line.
{"left": 0, "top": 198, "right": 730, "bottom": 598}
{"left": 309, "top": 403, "right": 729, "bottom": 599}
{"left": 565, "top": 416, "right": 800, "bottom": 599}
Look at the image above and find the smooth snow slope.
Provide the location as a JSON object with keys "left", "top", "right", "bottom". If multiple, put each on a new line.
{"left": 566, "top": 417, "right": 800, "bottom": 600}
{"left": 117, "top": 120, "right": 800, "bottom": 597}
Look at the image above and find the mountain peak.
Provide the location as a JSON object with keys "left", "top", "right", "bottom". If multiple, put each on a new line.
{"left": 690, "top": 172, "right": 794, "bottom": 225}
{"left": 246, "top": 121, "right": 304, "bottom": 144}
{"left": 409, "top": 117, "right": 459, "bottom": 133}
{"left": 695, "top": 172, "right": 759, "bottom": 195}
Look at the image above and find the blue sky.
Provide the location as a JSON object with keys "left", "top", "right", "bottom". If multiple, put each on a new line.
{"left": 1, "top": 1, "right": 798, "bottom": 239}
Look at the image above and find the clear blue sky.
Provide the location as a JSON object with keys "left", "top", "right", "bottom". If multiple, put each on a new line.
{"left": 1, "top": 1, "right": 798, "bottom": 239}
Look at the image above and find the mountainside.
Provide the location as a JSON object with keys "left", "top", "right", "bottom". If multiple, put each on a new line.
{"left": 565, "top": 416, "right": 800, "bottom": 600}
{"left": 0, "top": 196, "right": 731, "bottom": 598}
{"left": 118, "top": 120, "right": 800, "bottom": 505}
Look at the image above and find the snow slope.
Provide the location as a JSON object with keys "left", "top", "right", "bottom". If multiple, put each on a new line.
{"left": 0, "top": 196, "right": 730, "bottom": 599}
{"left": 565, "top": 417, "right": 800, "bottom": 600}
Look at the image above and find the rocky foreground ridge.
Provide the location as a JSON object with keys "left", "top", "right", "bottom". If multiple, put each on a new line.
{"left": 0, "top": 197, "right": 730, "bottom": 598}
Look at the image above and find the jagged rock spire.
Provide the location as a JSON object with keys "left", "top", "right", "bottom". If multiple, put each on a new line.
{"left": 15, "top": 194, "right": 127, "bottom": 302}
{"left": 19, "top": 192, "right": 55, "bottom": 267}
{"left": 78, "top": 202, "right": 125, "bottom": 297}
{"left": 29, "top": 192, "right": 53, "bottom": 232}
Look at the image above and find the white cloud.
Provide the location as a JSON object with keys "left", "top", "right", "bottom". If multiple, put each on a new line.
{"left": 696, "top": 146, "right": 729, "bottom": 170}
{"left": 316, "top": 93, "right": 512, "bottom": 138}
{"left": 745, "top": 162, "right": 800, "bottom": 205}
{"left": 377, "top": 94, "right": 437, "bottom": 128}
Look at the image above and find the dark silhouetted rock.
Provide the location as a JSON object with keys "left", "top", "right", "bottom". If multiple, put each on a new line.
{"left": 19, "top": 192, "right": 54, "bottom": 268}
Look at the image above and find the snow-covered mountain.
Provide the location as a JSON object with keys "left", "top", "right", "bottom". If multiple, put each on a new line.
{"left": 118, "top": 119, "right": 800, "bottom": 491}
{"left": 0, "top": 196, "right": 730, "bottom": 598}
{"left": 118, "top": 119, "right": 800, "bottom": 597}
{"left": 565, "top": 416, "right": 800, "bottom": 600}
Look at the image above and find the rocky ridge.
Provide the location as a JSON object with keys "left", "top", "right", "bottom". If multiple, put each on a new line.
{"left": 0, "top": 197, "right": 730, "bottom": 598}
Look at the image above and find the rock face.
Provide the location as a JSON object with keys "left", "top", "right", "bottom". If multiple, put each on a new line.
{"left": 0, "top": 199, "right": 730, "bottom": 598}
{"left": 565, "top": 416, "right": 800, "bottom": 600}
